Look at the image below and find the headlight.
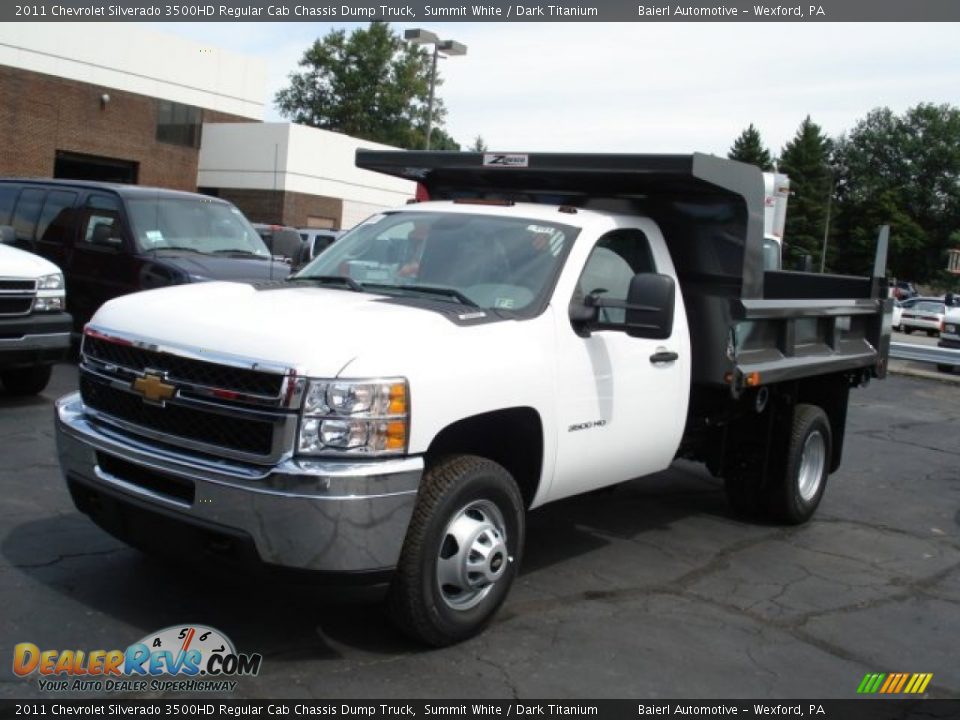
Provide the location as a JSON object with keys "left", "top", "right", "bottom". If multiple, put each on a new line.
{"left": 298, "top": 378, "right": 408, "bottom": 456}
{"left": 37, "top": 273, "right": 64, "bottom": 290}
{"left": 33, "top": 296, "right": 64, "bottom": 312}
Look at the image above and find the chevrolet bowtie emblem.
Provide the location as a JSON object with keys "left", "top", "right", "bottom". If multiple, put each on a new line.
{"left": 132, "top": 372, "right": 176, "bottom": 404}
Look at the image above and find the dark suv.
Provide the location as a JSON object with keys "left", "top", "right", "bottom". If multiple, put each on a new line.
{"left": 0, "top": 180, "right": 290, "bottom": 331}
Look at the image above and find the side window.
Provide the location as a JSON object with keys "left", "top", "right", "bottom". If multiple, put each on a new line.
{"left": 79, "top": 194, "right": 124, "bottom": 247}
{"left": 575, "top": 229, "right": 656, "bottom": 326}
{"left": 36, "top": 190, "right": 79, "bottom": 245}
{"left": 12, "top": 188, "right": 45, "bottom": 246}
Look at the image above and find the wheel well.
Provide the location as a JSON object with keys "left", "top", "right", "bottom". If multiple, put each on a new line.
{"left": 425, "top": 407, "right": 544, "bottom": 508}
{"left": 796, "top": 373, "right": 852, "bottom": 473}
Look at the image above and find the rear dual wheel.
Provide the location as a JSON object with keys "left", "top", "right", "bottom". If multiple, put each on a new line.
{"left": 388, "top": 455, "right": 524, "bottom": 647}
{"left": 725, "top": 403, "right": 831, "bottom": 525}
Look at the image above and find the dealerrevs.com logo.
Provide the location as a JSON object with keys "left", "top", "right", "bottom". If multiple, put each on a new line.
{"left": 13, "top": 624, "right": 262, "bottom": 693}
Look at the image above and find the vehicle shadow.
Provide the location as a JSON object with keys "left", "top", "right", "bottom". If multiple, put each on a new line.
{"left": 1, "top": 463, "right": 731, "bottom": 659}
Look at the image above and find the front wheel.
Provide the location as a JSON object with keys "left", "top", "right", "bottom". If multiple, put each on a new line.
{"left": 0, "top": 365, "right": 53, "bottom": 396}
{"left": 766, "top": 404, "right": 832, "bottom": 525}
{"left": 937, "top": 364, "right": 955, "bottom": 374}
{"left": 902, "top": 326, "right": 912, "bottom": 334}
{"left": 388, "top": 455, "right": 525, "bottom": 646}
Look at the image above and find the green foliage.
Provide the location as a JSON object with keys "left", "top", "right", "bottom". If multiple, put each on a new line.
{"left": 728, "top": 124, "right": 774, "bottom": 171}
{"left": 470, "top": 136, "right": 489, "bottom": 152}
{"left": 274, "top": 22, "right": 453, "bottom": 149}
{"left": 778, "top": 116, "right": 833, "bottom": 270}
{"left": 833, "top": 103, "right": 960, "bottom": 282}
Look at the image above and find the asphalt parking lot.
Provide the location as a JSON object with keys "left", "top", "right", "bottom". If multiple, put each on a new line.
{"left": 1, "top": 362, "right": 958, "bottom": 700}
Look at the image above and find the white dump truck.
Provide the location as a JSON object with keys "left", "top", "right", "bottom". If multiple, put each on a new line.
{"left": 56, "top": 153, "right": 890, "bottom": 645}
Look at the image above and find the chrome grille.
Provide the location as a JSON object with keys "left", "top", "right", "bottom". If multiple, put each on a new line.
{"left": 83, "top": 334, "right": 285, "bottom": 398}
{"left": 80, "top": 374, "right": 275, "bottom": 456}
{"left": 0, "top": 277, "right": 36, "bottom": 317}
{"left": 78, "top": 331, "right": 302, "bottom": 464}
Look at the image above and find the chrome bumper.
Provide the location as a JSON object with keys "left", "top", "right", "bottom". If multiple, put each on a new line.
{"left": 55, "top": 392, "right": 422, "bottom": 574}
{"left": 0, "top": 331, "right": 71, "bottom": 350}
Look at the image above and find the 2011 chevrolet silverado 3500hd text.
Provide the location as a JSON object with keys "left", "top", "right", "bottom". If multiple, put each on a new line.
{"left": 55, "top": 153, "right": 892, "bottom": 646}
{"left": 0, "top": 228, "right": 71, "bottom": 395}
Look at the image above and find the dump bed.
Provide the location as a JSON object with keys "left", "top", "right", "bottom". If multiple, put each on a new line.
{"left": 356, "top": 150, "right": 891, "bottom": 393}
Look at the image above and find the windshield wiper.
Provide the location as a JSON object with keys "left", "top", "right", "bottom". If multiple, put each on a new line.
{"left": 367, "top": 283, "right": 479, "bottom": 307}
{"left": 293, "top": 275, "right": 365, "bottom": 292}
{"left": 152, "top": 246, "right": 208, "bottom": 254}
{"left": 211, "top": 248, "right": 266, "bottom": 257}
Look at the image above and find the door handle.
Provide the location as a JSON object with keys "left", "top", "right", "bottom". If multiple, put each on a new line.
{"left": 650, "top": 350, "right": 678, "bottom": 364}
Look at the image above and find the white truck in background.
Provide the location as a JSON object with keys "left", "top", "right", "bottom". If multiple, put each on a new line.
{"left": 55, "top": 152, "right": 889, "bottom": 646}
{"left": 0, "top": 228, "right": 71, "bottom": 395}
{"left": 762, "top": 172, "right": 790, "bottom": 270}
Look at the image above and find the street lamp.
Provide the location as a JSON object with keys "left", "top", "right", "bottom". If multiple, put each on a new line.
{"left": 404, "top": 28, "right": 467, "bottom": 150}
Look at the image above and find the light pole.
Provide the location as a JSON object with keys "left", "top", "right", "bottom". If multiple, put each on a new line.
{"left": 404, "top": 28, "right": 467, "bottom": 150}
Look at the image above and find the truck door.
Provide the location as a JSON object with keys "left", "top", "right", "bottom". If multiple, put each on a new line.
{"left": 548, "top": 226, "right": 690, "bottom": 501}
{"left": 67, "top": 193, "right": 136, "bottom": 328}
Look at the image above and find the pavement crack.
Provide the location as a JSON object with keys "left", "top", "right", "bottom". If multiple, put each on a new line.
{"left": 12, "top": 547, "right": 126, "bottom": 569}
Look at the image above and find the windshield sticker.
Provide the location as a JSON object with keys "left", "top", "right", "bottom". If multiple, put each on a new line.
{"left": 494, "top": 297, "right": 515, "bottom": 309}
{"left": 144, "top": 230, "right": 164, "bottom": 244}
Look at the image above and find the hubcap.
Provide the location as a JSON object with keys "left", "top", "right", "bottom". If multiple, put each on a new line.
{"left": 797, "top": 430, "right": 826, "bottom": 502}
{"left": 436, "top": 500, "right": 509, "bottom": 611}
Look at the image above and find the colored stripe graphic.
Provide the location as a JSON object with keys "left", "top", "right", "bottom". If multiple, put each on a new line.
{"left": 857, "top": 672, "right": 933, "bottom": 694}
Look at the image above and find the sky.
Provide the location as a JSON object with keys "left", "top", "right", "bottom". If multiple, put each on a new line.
{"left": 150, "top": 21, "right": 960, "bottom": 157}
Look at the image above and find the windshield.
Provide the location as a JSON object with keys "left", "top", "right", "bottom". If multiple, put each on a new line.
{"left": 128, "top": 197, "right": 270, "bottom": 257}
{"left": 295, "top": 211, "right": 578, "bottom": 313}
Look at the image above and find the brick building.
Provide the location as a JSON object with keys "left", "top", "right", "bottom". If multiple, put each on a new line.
{"left": 0, "top": 24, "right": 414, "bottom": 229}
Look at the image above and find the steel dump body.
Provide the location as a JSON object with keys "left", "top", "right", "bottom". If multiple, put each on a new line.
{"left": 356, "top": 150, "right": 891, "bottom": 394}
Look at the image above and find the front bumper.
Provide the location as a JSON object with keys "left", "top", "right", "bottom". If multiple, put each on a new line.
{"left": 0, "top": 312, "right": 72, "bottom": 367}
{"left": 55, "top": 392, "right": 422, "bottom": 575}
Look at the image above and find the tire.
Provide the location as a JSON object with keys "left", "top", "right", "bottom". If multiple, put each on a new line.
{"left": 902, "top": 326, "right": 912, "bottom": 334}
{"left": 937, "top": 364, "right": 955, "bottom": 374}
{"left": 766, "top": 404, "right": 831, "bottom": 525}
{"left": 388, "top": 455, "right": 525, "bottom": 647}
{"left": 926, "top": 330, "right": 936, "bottom": 337}
{"left": 0, "top": 365, "right": 53, "bottom": 396}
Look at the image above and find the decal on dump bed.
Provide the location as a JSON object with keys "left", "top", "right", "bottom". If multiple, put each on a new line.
{"left": 483, "top": 154, "right": 529, "bottom": 168}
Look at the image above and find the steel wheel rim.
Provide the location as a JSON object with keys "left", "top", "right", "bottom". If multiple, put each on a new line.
{"left": 436, "top": 499, "right": 509, "bottom": 611}
{"left": 798, "top": 430, "right": 826, "bottom": 502}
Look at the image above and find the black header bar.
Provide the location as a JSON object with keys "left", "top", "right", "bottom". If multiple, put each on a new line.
{"left": 4, "top": 0, "right": 960, "bottom": 23}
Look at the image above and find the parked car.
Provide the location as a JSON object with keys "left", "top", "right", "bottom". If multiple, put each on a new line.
{"left": 899, "top": 300, "right": 945, "bottom": 336}
{"left": 0, "top": 180, "right": 289, "bottom": 332}
{"left": 938, "top": 306, "right": 960, "bottom": 373}
{"left": 891, "top": 299, "right": 903, "bottom": 330}
{"left": 899, "top": 295, "right": 942, "bottom": 310}
{"left": 298, "top": 228, "right": 343, "bottom": 262}
{"left": 0, "top": 228, "right": 71, "bottom": 394}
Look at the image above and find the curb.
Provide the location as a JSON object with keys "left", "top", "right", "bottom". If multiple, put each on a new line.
{"left": 888, "top": 359, "right": 960, "bottom": 385}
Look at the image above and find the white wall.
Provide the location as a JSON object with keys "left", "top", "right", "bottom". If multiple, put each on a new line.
{"left": 0, "top": 23, "right": 265, "bottom": 119}
{"left": 197, "top": 123, "right": 417, "bottom": 214}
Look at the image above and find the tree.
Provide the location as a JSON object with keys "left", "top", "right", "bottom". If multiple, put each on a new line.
{"left": 777, "top": 116, "right": 833, "bottom": 270}
{"left": 728, "top": 124, "right": 774, "bottom": 170}
{"left": 832, "top": 104, "right": 960, "bottom": 281}
{"left": 274, "top": 22, "right": 453, "bottom": 150}
{"left": 470, "top": 136, "right": 489, "bottom": 152}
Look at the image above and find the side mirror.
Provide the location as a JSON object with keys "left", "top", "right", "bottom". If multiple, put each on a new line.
{"left": 0, "top": 225, "right": 14, "bottom": 244}
{"left": 91, "top": 223, "right": 122, "bottom": 249}
{"left": 623, "top": 273, "right": 675, "bottom": 339}
{"left": 569, "top": 272, "right": 675, "bottom": 339}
